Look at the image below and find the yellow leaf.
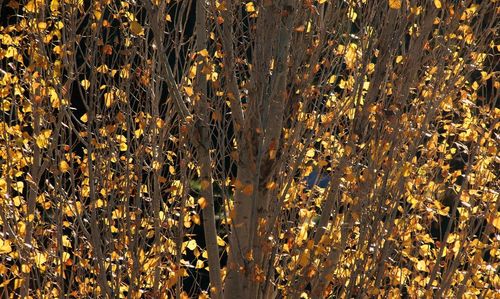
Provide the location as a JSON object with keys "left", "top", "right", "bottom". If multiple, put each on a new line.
{"left": 104, "top": 92, "right": 114, "bottom": 107}
{"left": 12, "top": 181, "right": 24, "bottom": 193}
{"left": 5, "top": 46, "right": 18, "bottom": 59}
{"left": 402, "top": 163, "right": 412, "bottom": 177}
{"left": 0, "top": 239, "right": 12, "bottom": 254}
{"left": 49, "top": 87, "right": 61, "bottom": 108}
{"left": 62, "top": 252, "right": 71, "bottom": 264}
{"left": 59, "top": 161, "right": 70, "bottom": 173}
{"left": 35, "top": 252, "right": 47, "bottom": 271}
{"left": 434, "top": 0, "right": 442, "bottom": 9}
{"left": 328, "top": 75, "right": 337, "bottom": 84}
{"left": 120, "top": 64, "right": 130, "bottom": 79}
{"left": 388, "top": 0, "right": 401, "bottom": 9}
{"left": 198, "top": 49, "right": 209, "bottom": 57}
{"left": 217, "top": 236, "right": 225, "bottom": 246}
{"left": 186, "top": 239, "right": 197, "bottom": 251}
{"left": 0, "top": 279, "right": 9, "bottom": 288}
{"left": 198, "top": 197, "right": 207, "bottom": 209}
{"left": 347, "top": 8, "right": 357, "bottom": 22}
{"left": 169, "top": 165, "right": 176, "bottom": 175}
{"left": 81, "top": 79, "right": 90, "bottom": 90}
{"left": 491, "top": 216, "right": 500, "bottom": 230}
{"left": 416, "top": 260, "right": 428, "bottom": 272}
{"left": 130, "top": 21, "right": 144, "bottom": 36}
{"left": 96, "top": 64, "right": 109, "bottom": 73}
{"left": 35, "top": 129, "right": 52, "bottom": 148}
{"left": 62, "top": 235, "right": 72, "bottom": 248}
{"left": 152, "top": 161, "right": 161, "bottom": 170}
{"left": 471, "top": 81, "right": 479, "bottom": 90}
{"left": 80, "top": 113, "right": 88, "bottom": 123}
{"left": 306, "top": 148, "right": 315, "bottom": 158}
{"left": 344, "top": 43, "right": 358, "bottom": 70}
{"left": 134, "top": 128, "right": 143, "bottom": 138}
{"left": 245, "top": 2, "right": 256, "bottom": 13}
{"left": 17, "top": 221, "right": 26, "bottom": 236}
{"left": 196, "top": 260, "right": 204, "bottom": 269}
{"left": 50, "top": 0, "right": 59, "bottom": 12}
{"left": 37, "top": 21, "right": 47, "bottom": 30}
{"left": 13, "top": 196, "right": 22, "bottom": 207}
{"left": 21, "top": 264, "right": 31, "bottom": 273}
{"left": 184, "top": 86, "right": 194, "bottom": 97}
{"left": 24, "top": 0, "right": 38, "bottom": 13}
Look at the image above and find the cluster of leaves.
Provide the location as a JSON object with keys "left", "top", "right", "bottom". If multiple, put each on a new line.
{"left": 0, "top": 0, "right": 498, "bottom": 298}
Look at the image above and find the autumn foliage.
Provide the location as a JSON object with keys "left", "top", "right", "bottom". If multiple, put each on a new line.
{"left": 0, "top": 0, "right": 499, "bottom": 298}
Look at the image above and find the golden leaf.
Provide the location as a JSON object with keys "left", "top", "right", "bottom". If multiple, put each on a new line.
{"left": 104, "top": 92, "right": 114, "bottom": 107}
{"left": 62, "top": 235, "right": 72, "bottom": 248}
{"left": 24, "top": 0, "right": 38, "bottom": 13}
{"left": 245, "top": 2, "right": 256, "bottom": 13}
{"left": 491, "top": 216, "right": 500, "bottom": 230}
{"left": 416, "top": 260, "right": 428, "bottom": 272}
{"left": 35, "top": 129, "right": 52, "bottom": 148}
{"left": 434, "top": 0, "right": 442, "bottom": 9}
{"left": 13, "top": 196, "right": 21, "bottom": 207}
{"left": 388, "top": 0, "right": 401, "bottom": 9}
{"left": 198, "top": 49, "right": 209, "bottom": 57}
{"left": 186, "top": 239, "right": 197, "bottom": 251}
{"left": 50, "top": 0, "right": 59, "bottom": 12}
{"left": 184, "top": 86, "right": 194, "bottom": 97}
{"left": 196, "top": 260, "right": 204, "bottom": 269}
{"left": 328, "top": 75, "right": 337, "bottom": 84}
{"left": 0, "top": 239, "right": 12, "bottom": 254}
{"left": 96, "top": 64, "right": 109, "bottom": 73}
{"left": 198, "top": 197, "right": 207, "bottom": 209}
{"left": 130, "top": 21, "right": 144, "bottom": 36}
{"left": 306, "top": 148, "right": 315, "bottom": 158}
{"left": 12, "top": 181, "right": 24, "bottom": 193}
{"left": 59, "top": 161, "right": 70, "bottom": 173}
{"left": 80, "top": 113, "right": 88, "bottom": 123}
{"left": 35, "top": 252, "right": 47, "bottom": 271}
{"left": 217, "top": 236, "right": 225, "bottom": 246}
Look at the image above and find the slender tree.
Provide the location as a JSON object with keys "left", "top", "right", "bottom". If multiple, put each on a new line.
{"left": 0, "top": 0, "right": 498, "bottom": 298}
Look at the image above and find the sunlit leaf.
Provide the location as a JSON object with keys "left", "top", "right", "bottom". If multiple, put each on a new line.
{"left": 0, "top": 239, "right": 12, "bottom": 254}
{"left": 186, "top": 239, "right": 197, "bottom": 251}
{"left": 388, "top": 0, "right": 401, "bottom": 9}
{"left": 130, "top": 21, "right": 144, "bottom": 36}
{"left": 35, "top": 129, "right": 52, "bottom": 148}
{"left": 245, "top": 2, "right": 256, "bottom": 13}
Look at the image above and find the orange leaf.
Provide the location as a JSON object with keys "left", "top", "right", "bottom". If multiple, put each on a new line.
{"left": 242, "top": 184, "right": 254, "bottom": 196}
{"left": 198, "top": 197, "right": 207, "bottom": 209}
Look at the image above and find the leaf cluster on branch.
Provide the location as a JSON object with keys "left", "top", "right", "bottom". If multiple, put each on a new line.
{"left": 0, "top": 0, "right": 499, "bottom": 298}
